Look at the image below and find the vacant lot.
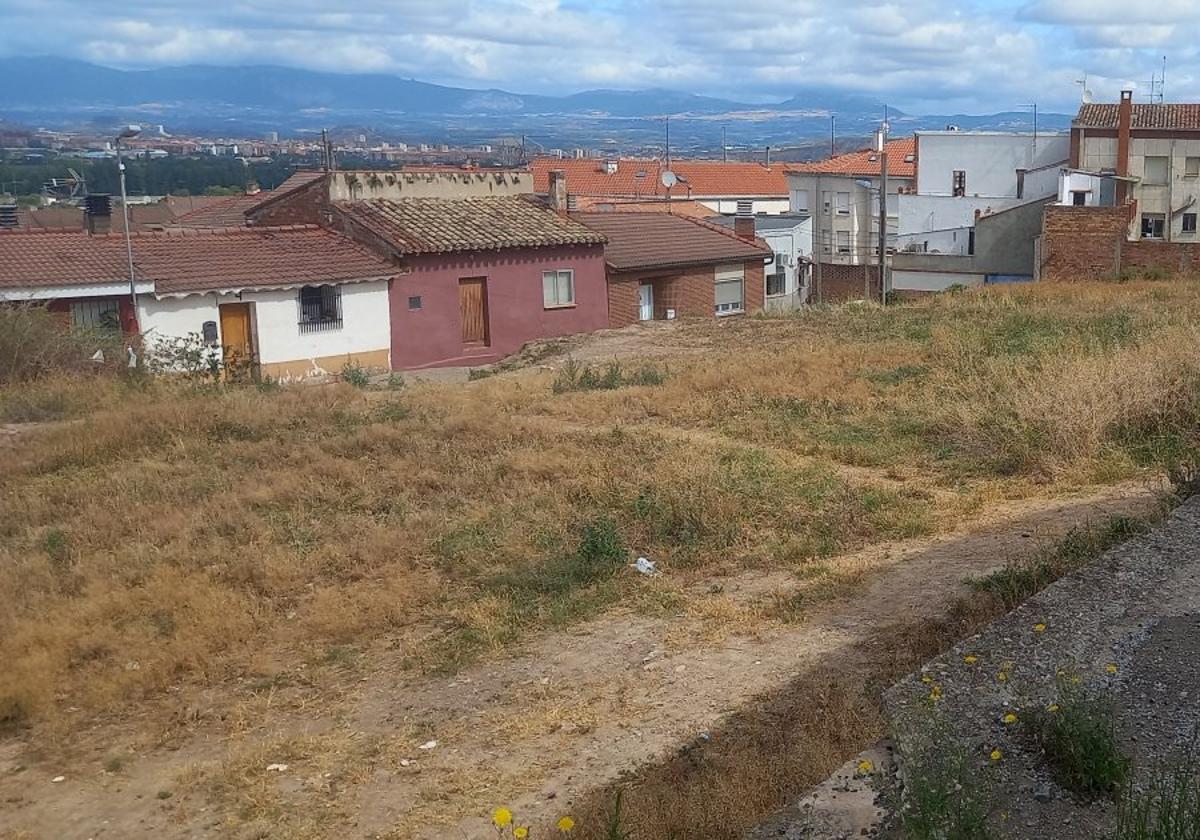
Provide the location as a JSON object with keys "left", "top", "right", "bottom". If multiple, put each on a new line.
{"left": 2, "top": 280, "right": 1199, "bottom": 838}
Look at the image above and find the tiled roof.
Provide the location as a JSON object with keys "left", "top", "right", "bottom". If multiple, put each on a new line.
{"left": 571, "top": 197, "right": 718, "bottom": 220}
{"left": 573, "top": 211, "right": 771, "bottom": 272}
{"left": 0, "top": 226, "right": 395, "bottom": 294}
{"left": 1075, "top": 103, "right": 1200, "bottom": 130}
{"left": 172, "top": 192, "right": 266, "bottom": 228}
{"left": 784, "top": 138, "right": 917, "bottom": 178}
{"left": 531, "top": 158, "right": 789, "bottom": 198}
{"left": 335, "top": 195, "right": 606, "bottom": 255}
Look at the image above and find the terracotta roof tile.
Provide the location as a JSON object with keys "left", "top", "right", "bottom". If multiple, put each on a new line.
{"left": 571, "top": 197, "right": 718, "bottom": 220}
{"left": 173, "top": 170, "right": 327, "bottom": 228}
{"left": 335, "top": 195, "right": 606, "bottom": 255}
{"left": 784, "top": 138, "right": 916, "bottom": 178}
{"left": 531, "top": 158, "right": 788, "bottom": 198}
{"left": 1075, "top": 103, "right": 1200, "bottom": 130}
{"left": 0, "top": 226, "right": 395, "bottom": 294}
{"left": 573, "top": 211, "right": 771, "bottom": 272}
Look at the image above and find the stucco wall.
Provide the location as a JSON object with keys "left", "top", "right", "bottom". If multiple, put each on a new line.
{"left": 389, "top": 244, "right": 608, "bottom": 369}
{"left": 139, "top": 280, "right": 393, "bottom": 375}
{"left": 915, "top": 133, "right": 1069, "bottom": 197}
{"left": 327, "top": 170, "right": 532, "bottom": 202}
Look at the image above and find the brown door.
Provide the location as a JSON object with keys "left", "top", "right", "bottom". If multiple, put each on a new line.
{"left": 458, "top": 277, "right": 489, "bottom": 345}
{"left": 219, "top": 302, "right": 254, "bottom": 373}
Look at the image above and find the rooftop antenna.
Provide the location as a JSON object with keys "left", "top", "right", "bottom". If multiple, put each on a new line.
{"left": 665, "top": 116, "right": 671, "bottom": 169}
{"left": 1076, "top": 74, "right": 1094, "bottom": 104}
{"left": 1162, "top": 55, "right": 1168, "bottom": 102}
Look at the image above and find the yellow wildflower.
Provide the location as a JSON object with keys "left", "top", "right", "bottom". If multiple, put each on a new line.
{"left": 1033, "top": 623, "right": 1046, "bottom": 633}
{"left": 920, "top": 674, "right": 932, "bottom": 684}
{"left": 557, "top": 816, "right": 576, "bottom": 833}
{"left": 997, "top": 671, "right": 1008, "bottom": 683}
{"left": 514, "top": 829, "right": 529, "bottom": 839}
{"left": 990, "top": 748, "right": 1003, "bottom": 762}
{"left": 963, "top": 655, "right": 978, "bottom": 665}
{"left": 1002, "top": 712, "right": 1018, "bottom": 725}
{"left": 493, "top": 808, "right": 513, "bottom": 829}
{"left": 1106, "top": 663, "right": 1119, "bottom": 675}
{"left": 857, "top": 759, "right": 874, "bottom": 775}
{"left": 1047, "top": 703, "right": 1060, "bottom": 713}
{"left": 929, "top": 683, "right": 943, "bottom": 702}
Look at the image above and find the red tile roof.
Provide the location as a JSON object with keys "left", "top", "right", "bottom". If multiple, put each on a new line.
{"left": 784, "top": 138, "right": 917, "bottom": 178}
{"left": 573, "top": 211, "right": 771, "bottom": 272}
{"left": 0, "top": 226, "right": 395, "bottom": 294}
{"left": 570, "top": 196, "right": 718, "bottom": 220}
{"left": 1075, "top": 103, "right": 1200, "bottom": 130}
{"left": 335, "top": 196, "right": 606, "bottom": 255}
{"left": 531, "top": 158, "right": 789, "bottom": 198}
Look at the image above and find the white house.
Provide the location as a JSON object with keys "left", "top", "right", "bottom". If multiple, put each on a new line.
{"left": 0, "top": 225, "right": 398, "bottom": 381}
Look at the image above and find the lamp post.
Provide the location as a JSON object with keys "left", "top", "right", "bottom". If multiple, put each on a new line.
{"left": 115, "top": 124, "right": 142, "bottom": 329}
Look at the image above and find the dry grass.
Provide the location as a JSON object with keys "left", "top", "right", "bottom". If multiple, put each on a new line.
{"left": 2, "top": 280, "right": 1200, "bottom": 748}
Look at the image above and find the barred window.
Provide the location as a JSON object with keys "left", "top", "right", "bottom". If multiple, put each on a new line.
{"left": 298, "top": 285, "right": 342, "bottom": 333}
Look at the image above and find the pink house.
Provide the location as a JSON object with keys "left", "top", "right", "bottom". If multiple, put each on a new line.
{"left": 334, "top": 194, "right": 608, "bottom": 369}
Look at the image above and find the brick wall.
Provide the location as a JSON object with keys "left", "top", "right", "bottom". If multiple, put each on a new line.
{"left": 607, "top": 260, "right": 764, "bottom": 328}
{"left": 247, "top": 179, "right": 329, "bottom": 227}
{"left": 817, "top": 262, "right": 881, "bottom": 303}
{"left": 1122, "top": 240, "right": 1200, "bottom": 275}
{"left": 1040, "top": 205, "right": 1130, "bottom": 281}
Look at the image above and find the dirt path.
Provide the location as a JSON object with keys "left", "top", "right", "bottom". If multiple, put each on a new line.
{"left": 0, "top": 479, "right": 1162, "bottom": 840}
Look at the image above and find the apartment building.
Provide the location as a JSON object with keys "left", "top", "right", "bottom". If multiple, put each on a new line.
{"left": 785, "top": 138, "right": 915, "bottom": 300}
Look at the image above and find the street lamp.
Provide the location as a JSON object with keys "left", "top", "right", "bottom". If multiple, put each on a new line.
{"left": 114, "top": 124, "right": 141, "bottom": 329}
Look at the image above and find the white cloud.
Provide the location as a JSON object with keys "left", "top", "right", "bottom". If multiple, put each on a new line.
{"left": 0, "top": 0, "right": 1195, "bottom": 111}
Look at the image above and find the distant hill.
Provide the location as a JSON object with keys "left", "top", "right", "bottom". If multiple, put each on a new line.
{"left": 0, "top": 57, "right": 1072, "bottom": 149}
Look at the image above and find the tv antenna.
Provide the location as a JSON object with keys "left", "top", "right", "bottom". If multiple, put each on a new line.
{"left": 1143, "top": 57, "right": 1167, "bottom": 104}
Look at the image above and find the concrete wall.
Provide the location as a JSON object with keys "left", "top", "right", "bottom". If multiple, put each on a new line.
{"left": 700, "top": 198, "right": 790, "bottom": 215}
{"left": 973, "top": 196, "right": 1054, "bottom": 276}
{"left": 890, "top": 265, "right": 984, "bottom": 291}
{"left": 327, "top": 169, "right": 532, "bottom": 202}
{"left": 915, "top": 132, "right": 1069, "bottom": 197}
{"left": 898, "top": 193, "right": 1020, "bottom": 240}
{"left": 389, "top": 244, "right": 608, "bottom": 369}
{"left": 897, "top": 225, "right": 974, "bottom": 256}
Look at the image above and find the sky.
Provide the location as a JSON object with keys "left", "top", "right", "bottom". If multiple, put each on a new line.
{"left": 0, "top": 0, "right": 1194, "bottom": 113}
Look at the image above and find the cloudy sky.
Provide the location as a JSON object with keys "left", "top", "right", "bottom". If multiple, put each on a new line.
{"left": 0, "top": 0, "right": 1193, "bottom": 113}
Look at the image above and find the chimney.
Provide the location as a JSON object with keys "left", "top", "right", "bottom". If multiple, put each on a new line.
{"left": 548, "top": 169, "right": 568, "bottom": 213}
{"left": 84, "top": 193, "right": 112, "bottom": 235}
{"left": 602, "top": 159, "right": 618, "bottom": 175}
{"left": 1117, "top": 89, "right": 1133, "bottom": 204}
{"left": 734, "top": 199, "right": 756, "bottom": 241}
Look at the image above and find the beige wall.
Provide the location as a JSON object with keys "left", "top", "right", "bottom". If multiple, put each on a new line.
{"left": 1079, "top": 134, "right": 1200, "bottom": 241}
{"left": 326, "top": 170, "right": 533, "bottom": 201}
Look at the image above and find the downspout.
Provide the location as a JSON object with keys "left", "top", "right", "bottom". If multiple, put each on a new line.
{"left": 1167, "top": 139, "right": 1175, "bottom": 242}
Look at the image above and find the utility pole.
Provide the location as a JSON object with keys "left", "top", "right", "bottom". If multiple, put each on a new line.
{"left": 722, "top": 126, "right": 727, "bottom": 163}
{"left": 877, "top": 123, "right": 889, "bottom": 305}
{"left": 814, "top": 174, "right": 823, "bottom": 303}
{"left": 665, "top": 117, "right": 671, "bottom": 168}
{"left": 830, "top": 115, "right": 835, "bottom": 158}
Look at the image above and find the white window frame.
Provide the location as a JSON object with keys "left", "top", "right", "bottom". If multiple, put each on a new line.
{"left": 1186, "top": 157, "right": 1200, "bottom": 178}
{"left": 836, "top": 230, "right": 852, "bottom": 254}
{"left": 792, "top": 189, "right": 809, "bottom": 212}
{"left": 714, "top": 263, "right": 745, "bottom": 316}
{"left": 835, "top": 192, "right": 850, "bottom": 215}
{"left": 1184, "top": 213, "right": 1198, "bottom": 235}
{"left": 542, "top": 268, "right": 576, "bottom": 308}
{"left": 1141, "top": 213, "right": 1166, "bottom": 239}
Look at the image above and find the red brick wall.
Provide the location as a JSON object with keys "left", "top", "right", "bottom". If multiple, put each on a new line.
{"left": 817, "top": 262, "right": 881, "bottom": 303}
{"left": 1122, "top": 240, "right": 1200, "bottom": 275}
{"left": 607, "top": 260, "right": 764, "bottom": 328}
{"left": 247, "top": 179, "right": 329, "bottom": 227}
{"left": 1040, "top": 205, "right": 1129, "bottom": 281}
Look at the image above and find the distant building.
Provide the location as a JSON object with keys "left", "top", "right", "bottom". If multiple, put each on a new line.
{"left": 709, "top": 212, "right": 812, "bottom": 310}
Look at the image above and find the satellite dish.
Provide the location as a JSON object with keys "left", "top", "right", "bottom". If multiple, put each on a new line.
{"left": 1082, "top": 88, "right": 1095, "bottom": 104}
{"left": 661, "top": 170, "right": 678, "bottom": 189}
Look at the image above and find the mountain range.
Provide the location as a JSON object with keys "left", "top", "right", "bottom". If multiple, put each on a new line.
{"left": 0, "top": 57, "right": 1074, "bottom": 153}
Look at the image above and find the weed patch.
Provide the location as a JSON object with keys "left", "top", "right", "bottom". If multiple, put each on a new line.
{"left": 1025, "top": 681, "right": 1129, "bottom": 800}
{"left": 552, "top": 358, "right": 667, "bottom": 393}
{"left": 1114, "top": 739, "right": 1200, "bottom": 840}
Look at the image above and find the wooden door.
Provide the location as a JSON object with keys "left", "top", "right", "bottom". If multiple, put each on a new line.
{"left": 219, "top": 303, "right": 254, "bottom": 372}
{"left": 458, "top": 278, "right": 489, "bottom": 345}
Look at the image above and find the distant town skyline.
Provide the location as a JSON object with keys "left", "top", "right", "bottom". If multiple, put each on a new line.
{"left": 0, "top": 0, "right": 1193, "bottom": 113}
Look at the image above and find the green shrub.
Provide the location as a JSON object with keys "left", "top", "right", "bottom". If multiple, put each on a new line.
{"left": 340, "top": 362, "right": 370, "bottom": 388}
{"left": 552, "top": 358, "right": 667, "bottom": 393}
{"left": 1026, "top": 681, "right": 1129, "bottom": 800}
{"left": 0, "top": 305, "right": 125, "bottom": 384}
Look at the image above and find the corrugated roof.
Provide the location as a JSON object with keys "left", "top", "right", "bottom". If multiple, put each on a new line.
{"left": 573, "top": 211, "right": 771, "bottom": 272}
{"left": 531, "top": 158, "right": 789, "bottom": 198}
{"left": 1075, "top": 103, "right": 1200, "bottom": 130}
{"left": 0, "top": 226, "right": 395, "bottom": 294}
{"left": 335, "top": 195, "right": 606, "bottom": 255}
{"left": 784, "top": 138, "right": 917, "bottom": 178}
